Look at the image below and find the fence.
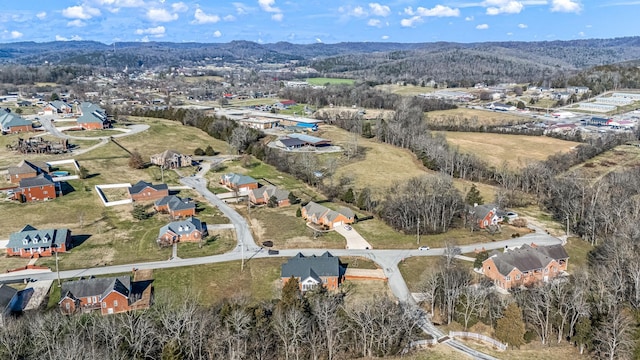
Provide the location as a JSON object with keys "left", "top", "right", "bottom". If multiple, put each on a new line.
{"left": 449, "top": 331, "right": 507, "bottom": 351}
{"left": 401, "top": 338, "right": 438, "bottom": 354}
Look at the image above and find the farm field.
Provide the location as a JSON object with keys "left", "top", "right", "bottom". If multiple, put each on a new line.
{"left": 375, "top": 84, "right": 436, "bottom": 96}
{"left": 425, "top": 108, "right": 531, "bottom": 128}
{"left": 306, "top": 77, "right": 355, "bottom": 86}
{"left": 440, "top": 132, "right": 580, "bottom": 168}
{"left": 566, "top": 143, "right": 640, "bottom": 182}
{"left": 315, "top": 106, "right": 395, "bottom": 121}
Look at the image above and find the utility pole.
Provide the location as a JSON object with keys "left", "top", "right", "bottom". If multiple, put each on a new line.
{"left": 416, "top": 217, "right": 420, "bottom": 245}
{"left": 566, "top": 215, "right": 569, "bottom": 236}
{"left": 55, "top": 248, "right": 60, "bottom": 287}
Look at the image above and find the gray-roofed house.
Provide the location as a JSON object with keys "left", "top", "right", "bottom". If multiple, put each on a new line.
{"left": 0, "top": 284, "right": 33, "bottom": 326}
{"left": 7, "top": 159, "right": 50, "bottom": 184}
{"left": 150, "top": 149, "right": 193, "bottom": 169}
{"left": 0, "top": 109, "right": 32, "bottom": 133}
{"left": 248, "top": 186, "right": 291, "bottom": 207}
{"left": 154, "top": 195, "right": 196, "bottom": 218}
{"left": 482, "top": 244, "right": 569, "bottom": 290}
{"left": 76, "top": 102, "right": 109, "bottom": 130}
{"left": 301, "top": 201, "right": 355, "bottom": 229}
{"left": 281, "top": 252, "right": 344, "bottom": 291}
{"left": 220, "top": 173, "right": 259, "bottom": 192}
{"left": 157, "top": 217, "right": 207, "bottom": 246}
{"left": 13, "top": 174, "right": 60, "bottom": 202}
{"left": 43, "top": 101, "right": 73, "bottom": 116}
{"left": 59, "top": 275, "right": 153, "bottom": 315}
{"left": 128, "top": 180, "right": 169, "bottom": 202}
{"left": 468, "top": 204, "right": 500, "bottom": 230}
{"left": 6, "top": 225, "right": 72, "bottom": 258}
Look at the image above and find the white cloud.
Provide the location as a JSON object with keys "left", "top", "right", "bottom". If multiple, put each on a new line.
{"left": 258, "top": 0, "right": 280, "bottom": 13}
{"left": 141, "top": 36, "right": 150, "bottom": 42}
{"left": 550, "top": 0, "right": 582, "bottom": 12}
{"left": 368, "top": 18, "right": 382, "bottom": 27}
{"left": 578, "top": 31, "right": 585, "bottom": 36}
{"left": 62, "top": 5, "right": 101, "bottom": 19}
{"left": 271, "top": 13, "right": 283, "bottom": 21}
{"left": 476, "top": 23, "right": 489, "bottom": 29}
{"left": 381, "top": 35, "right": 389, "bottom": 39}
{"left": 192, "top": 8, "right": 220, "bottom": 24}
{"left": 415, "top": 5, "right": 460, "bottom": 17}
{"left": 213, "top": 30, "right": 222, "bottom": 37}
{"left": 233, "top": 2, "right": 249, "bottom": 15}
{"left": 135, "top": 26, "right": 165, "bottom": 35}
{"left": 518, "top": 23, "right": 528, "bottom": 28}
{"left": 9, "top": 31, "right": 23, "bottom": 39}
{"left": 507, "top": 32, "right": 513, "bottom": 35}
{"left": 96, "top": 0, "right": 145, "bottom": 7}
{"left": 465, "top": 15, "right": 474, "bottom": 20}
{"left": 352, "top": 6, "right": 367, "bottom": 17}
{"left": 403, "top": 7, "right": 414, "bottom": 15}
{"left": 486, "top": 1, "right": 524, "bottom": 15}
{"left": 67, "top": 19, "right": 87, "bottom": 27}
{"left": 55, "top": 34, "right": 82, "bottom": 41}
{"left": 146, "top": 8, "right": 178, "bottom": 22}
{"left": 316, "top": 38, "right": 323, "bottom": 43}
{"left": 36, "top": 12, "right": 47, "bottom": 20}
{"left": 400, "top": 16, "right": 423, "bottom": 27}
{"left": 172, "top": 2, "right": 188, "bottom": 12}
{"left": 369, "top": 3, "right": 391, "bottom": 16}
{"left": 224, "top": 14, "right": 236, "bottom": 21}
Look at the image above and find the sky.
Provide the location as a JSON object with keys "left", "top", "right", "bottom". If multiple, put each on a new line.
{"left": 0, "top": 0, "right": 638, "bottom": 44}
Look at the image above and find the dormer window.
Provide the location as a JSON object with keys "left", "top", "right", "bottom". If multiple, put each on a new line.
{"left": 22, "top": 239, "right": 29, "bottom": 245}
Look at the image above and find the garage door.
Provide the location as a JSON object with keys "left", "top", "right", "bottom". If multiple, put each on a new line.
{"left": 333, "top": 221, "right": 343, "bottom": 227}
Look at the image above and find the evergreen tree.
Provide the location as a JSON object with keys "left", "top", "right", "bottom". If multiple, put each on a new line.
{"left": 205, "top": 145, "right": 216, "bottom": 156}
{"left": 296, "top": 207, "right": 302, "bottom": 217}
{"left": 572, "top": 317, "right": 593, "bottom": 355}
{"left": 495, "top": 303, "right": 526, "bottom": 349}
{"left": 194, "top": 147, "right": 205, "bottom": 156}
{"left": 473, "top": 250, "right": 489, "bottom": 269}
{"left": 341, "top": 188, "right": 355, "bottom": 204}
{"left": 280, "top": 276, "right": 303, "bottom": 310}
{"left": 288, "top": 191, "right": 298, "bottom": 205}
{"left": 132, "top": 204, "right": 150, "bottom": 220}
{"left": 268, "top": 195, "right": 278, "bottom": 208}
{"left": 465, "top": 184, "right": 484, "bottom": 206}
{"left": 78, "top": 166, "right": 89, "bottom": 179}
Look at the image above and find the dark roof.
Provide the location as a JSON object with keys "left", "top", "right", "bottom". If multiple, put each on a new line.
{"left": 221, "top": 173, "right": 257, "bottom": 186}
{"left": 18, "top": 174, "right": 55, "bottom": 188}
{"left": 281, "top": 252, "right": 341, "bottom": 279}
{"left": 158, "top": 217, "right": 204, "bottom": 238}
{"left": 471, "top": 204, "right": 496, "bottom": 220}
{"left": 129, "top": 180, "right": 168, "bottom": 195}
{"left": 8, "top": 160, "right": 47, "bottom": 176}
{"left": 279, "top": 138, "right": 306, "bottom": 147}
{"left": 251, "top": 186, "right": 290, "bottom": 202}
{"left": 155, "top": 195, "right": 195, "bottom": 211}
{"left": 485, "top": 244, "right": 569, "bottom": 277}
{"left": 8, "top": 226, "right": 70, "bottom": 250}
{"left": 60, "top": 276, "right": 130, "bottom": 302}
{"left": 0, "top": 285, "right": 18, "bottom": 311}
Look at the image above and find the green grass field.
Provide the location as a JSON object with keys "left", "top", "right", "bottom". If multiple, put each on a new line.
{"left": 306, "top": 77, "right": 355, "bottom": 86}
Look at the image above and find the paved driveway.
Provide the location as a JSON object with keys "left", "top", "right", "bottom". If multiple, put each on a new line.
{"left": 334, "top": 225, "right": 373, "bottom": 249}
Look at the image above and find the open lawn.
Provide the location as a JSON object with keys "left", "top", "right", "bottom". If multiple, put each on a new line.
{"left": 306, "top": 77, "right": 355, "bottom": 86}
{"left": 179, "top": 75, "right": 225, "bottom": 83}
{"left": 440, "top": 132, "right": 580, "bottom": 169}
{"left": 426, "top": 108, "right": 531, "bottom": 128}
{"left": 62, "top": 129, "right": 126, "bottom": 137}
{"left": 375, "top": 84, "right": 436, "bottom": 96}
{"left": 228, "top": 98, "right": 277, "bottom": 107}
{"left": 566, "top": 144, "right": 640, "bottom": 183}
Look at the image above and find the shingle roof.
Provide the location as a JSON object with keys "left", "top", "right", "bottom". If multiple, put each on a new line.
{"left": 77, "top": 102, "right": 107, "bottom": 124}
{"left": 7, "top": 226, "right": 70, "bottom": 250}
{"left": 471, "top": 204, "right": 496, "bottom": 220}
{"left": 281, "top": 252, "right": 341, "bottom": 279}
{"left": 279, "top": 138, "right": 306, "bottom": 148}
{"left": 155, "top": 195, "right": 195, "bottom": 212}
{"left": 158, "top": 217, "right": 203, "bottom": 238}
{"left": 0, "top": 111, "right": 31, "bottom": 129}
{"left": 18, "top": 174, "right": 55, "bottom": 188}
{"left": 253, "top": 186, "right": 290, "bottom": 202}
{"left": 303, "top": 201, "right": 329, "bottom": 219}
{"left": 8, "top": 160, "right": 44, "bottom": 176}
{"left": 486, "top": 244, "right": 569, "bottom": 277}
{"left": 128, "top": 180, "right": 168, "bottom": 195}
{"left": 0, "top": 285, "right": 17, "bottom": 311}
{"left": 222, "top": 173, "right": 257, "bottom": 186}
{"left": 60, "top": 276, "right": 131, "bottom": 302}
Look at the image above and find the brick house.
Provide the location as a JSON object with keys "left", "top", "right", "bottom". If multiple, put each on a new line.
{"left": 482, "top": 244, "right": 569, "bottom": 290}
{"left": 0, "top": 109, "right": 32, "bottom": 133}
{"left": 13, "top": 174, "right": 60, "bottom": 202}
{"left": 301, "top": 201, "right": 355, "bottom": 229}
{"left": 7, "top": 160, "right": 50, "bottom": 184}
{"left": 281, "top": 252, "right": 344, "bottom": 291}
{"left": 128, "top": 181, "right": 169, "bottom": 202}
{"left": 220, "top": 173, "right": 259, "bottom": 192}
{"left": 469, "top": 204, "right": 500, "bottom": 229}
{"left": 76, "top": 102, "right": 109, "bottom": 130}
{"left": 150, "top": 150, "right": 193, "bottom": 169}
{"left": 157, "top": 217, "right": 207, "bottom": 246}
{"left": 6, "top": 225, "right": 71, "bottom": 258}
{"left": 43, "top": 101, "right": 73, "bottom": 116}
{"left": 154, "top": 195, "right": 196, "bottom": 218}
{"left": 59, "top": 275, "right": 153, "bottom": 315}
{"left": 249, "top": 186, "right": 291, "bottom": 207}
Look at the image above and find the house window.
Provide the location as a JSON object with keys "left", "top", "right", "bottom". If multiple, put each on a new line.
{"left": 102, "top": 302, "right": 106, "bottom": 308}
{"left": 114, "top": 300, "right": 118, "bottom": 307}
{"left": 544, "top": 268, "right": 549, "bottom": 273}
{"left": 505, "top": 276, "right": 511, "bottom": 281}
{"left": 516, "top": 274, "right": 521, "bottom": 280}
{"left": 93, "top": 296, "right": 97, "bottom": 303}
{"left": 65, "top": 303, "right": 70, "bottom": 310}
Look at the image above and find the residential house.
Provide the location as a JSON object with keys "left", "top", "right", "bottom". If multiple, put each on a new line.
{"left": 220, "top": 173, "right": 259, "bottom": 192}
{"left": 482, "top": 244, "right": 569, "bottom": 290}
{"left": 554, "top": 92, "right": 572, "bottom": 102}
{"left": 0, "top": 109, "right": 32, "bottom": 133}
{"left": 0, "top": 284, "right": 31, "bottom": 326}
{"left": 6, "top": 160, "right": 50, "bottom": 184}
{"left": 128, "top": 181, "right": 169, "bottom": 202}
{"left": 275, "top": 100, "right": 297, "bottom": 109}
{"left": 6, "top": 225, "right": 71, "bottom": 258}
{"left": 567, "top": 86, "right": 590, "bottom": 95}
{"left": 150, "top": 150, "right": 193, "bottom": 169}
{"left": 157, "top": 217, "right": 207, "bottom": 246}
{"left": 249, "top": 186, "right": 291, "bottom": 207}
{"left": 469, "top": 204, "right": 500, "bottom": 230}
{"left": 76, "top": 102, "right": 109, "bottom": 130}
{"left": 301, "top": 201, "right": 355, "bottom": 229}
{"left": 154, "top": 195, "right": 196, "bottom": 218}
{"left": 281, "top": 252, "right": 344, "bottom": 291}
{"left": 59, "top": 275, "right": 153, "bottom": 315}
{"left": 13, "top": 174, "right": 60, "bottom": 202}
{"left": 43, "top": 101, "right": 73, "bottom": 116}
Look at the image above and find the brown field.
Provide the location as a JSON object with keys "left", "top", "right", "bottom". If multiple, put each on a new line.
{"left": 425, "top": 108, "right": 531, "bottom": 128}
{"left": 441, "top": 132, "right": 580, "bottom": 168}
{"left": 566, "top": 144, "right": 640, "bottom": 182}
{"left": 315, "top": 106, "right": 395, "bottom": 121}
{"left": 374, "top": 84, "right": 437, "bottom": 96}
{"left": 179, "top": 75, "right": 225, "bottom": 83}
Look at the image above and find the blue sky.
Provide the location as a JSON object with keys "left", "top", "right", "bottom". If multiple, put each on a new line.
{"left": 0, "top": 0, "right": 637, "bottom": 44}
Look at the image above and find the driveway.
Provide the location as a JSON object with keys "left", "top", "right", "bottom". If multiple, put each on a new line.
{"left": 334, "top": 225, "right": 373, "bottom": 249}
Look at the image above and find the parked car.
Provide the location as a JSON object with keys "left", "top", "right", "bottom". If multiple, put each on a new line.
{"left": 505, "top": 211, "right": 519, "bottom": 220}
{"left": 268, "top": 249, "right": 279, "bottom": 255}
{"left": 418, "top": 246, "right": 430, "bottom": 251}
{"left": 344, "top": 225, "right": 352, "bottom": 231}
